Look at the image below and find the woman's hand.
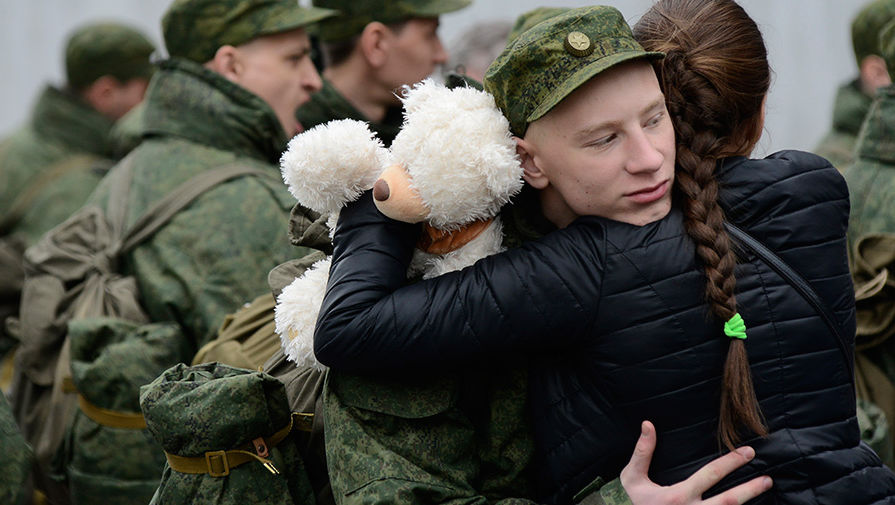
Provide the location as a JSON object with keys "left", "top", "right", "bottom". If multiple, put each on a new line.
{"left": 620, "top": 421, "right": 772, "bottom": 505}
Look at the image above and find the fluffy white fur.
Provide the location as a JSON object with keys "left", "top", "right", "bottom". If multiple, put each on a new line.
{"left": 275, "top": 257, "right": 331, "bottom": 371}
{"left": 279, "top": 119, "right": 389, "bottom": 215}
{"left": 276, "top": 79, "right": 522, "bottom": 369}
{"left": 392, "top": 79, "right": 522, "bottom": 230}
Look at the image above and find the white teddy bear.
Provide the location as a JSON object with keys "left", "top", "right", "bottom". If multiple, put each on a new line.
{"left": 275, "top": 78, "right": 523, "bottom": 370}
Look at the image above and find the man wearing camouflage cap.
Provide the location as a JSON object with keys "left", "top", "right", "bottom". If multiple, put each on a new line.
{"left": 815, "top": 0, "right": 895, "bottom": 171}
{"left": 0, "top": 21, "right": 155, "bottom": 366}
{"left": 9, "top": 1, "right": 334, "bottom": 503}
{"left": 297, "top": 0, "right": 468, "bottom": 146}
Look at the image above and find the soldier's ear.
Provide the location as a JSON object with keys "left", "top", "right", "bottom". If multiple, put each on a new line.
{"left": 516, "top": 136, "right": 549, "bottom": 190}
{"left": 360, "top": 21, "right": 391, "bottom": 68}
{"left": 207, "top": 45, "right": 242, "bottom": 81}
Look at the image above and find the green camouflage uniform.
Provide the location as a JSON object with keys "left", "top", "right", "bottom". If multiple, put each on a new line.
{"left": 0, "top": 23, "right": 154, "bottom": 359}
{"left": 84, "top": 56, "right": 299, "bottom": 351}
{"left": 816, "top": 0, "right": 895, "bottom": 171}
{"left": 0, "top": 392, "right": 32, "bottom": 505}
{"left": 109, "top": 101, "right": 147, "bottom": 159}
{"left": 814, "top": 79, "right": 872, "bottom": 171}
{"left": 296, "top": 78, "right": 403, "bottom": 147}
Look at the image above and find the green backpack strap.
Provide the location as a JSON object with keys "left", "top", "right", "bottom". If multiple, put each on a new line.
{"left": 119, "top": 165, "right": 275, "bottom": 253}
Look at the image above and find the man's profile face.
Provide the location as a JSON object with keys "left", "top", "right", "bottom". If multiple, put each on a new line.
{"left": 232, "top": 28, "right": 323, "bottom": 136}
{"left": 521, "top": 61, "right": 676, "bottom": 228}
{"left": 380, "top": 17, "right": 448, "bottom": 92}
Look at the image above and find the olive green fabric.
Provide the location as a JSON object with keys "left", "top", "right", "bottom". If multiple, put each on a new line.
{"left": 0, "top": 86, "right": 117, "bottom": 357}
{"left": 193, "top": 292, "right": 279, "bottom": 370}
{"left": 297, "top": 78, "right": 403, "bottom": 147}
{"left": 162, "top": 0, "right": 336, "bottom": 64}
{"left": 65, "top": 22, "right": 156, "bottom": 90}
{"left": 109, "top": 101, "right": 147, "bottom": 158}
{"left": 883, "top": 18, "right": 895, "bottom": 73}
{"left": 814, "top": 79, "right": 873, "bottom": 171}
{"left": 313, "top": 0, "right": 470, "bottom": 42}
{"left": 85, "top": 57, "right": 297, "bottom": 351}
{"left": 484, "top": 5, "right": 662, "bottom": 136}
{"left": 0, "top": 86, "right": 115, "bottom": 241}
{"left": 855, "top": 351, "right": 895, "bottom": 467}
{"left": 323, "top": 365, "right": 537, "bottom": 505}
{"left": 0, "top": 393, "right": 32, "bottom": 505}
{"left": 141, "top": 362, "right": 314, "bottom": 505}
{"left": 263, "top": 349, "right": 331, "bottom": 505}
{"left": 573, "top": 476, "right": 629, "bottom": 505}
{"left": 507, "top": 7, "right": 570, "bottom": 44}
{"left": 61, "top": 318, "right": 192, "bottom": 505}
{"left": 852, "top": 0, "right": 895, "bottom": 66}
{"left": 847, "top": 85, "right": 895, "bottom": 246}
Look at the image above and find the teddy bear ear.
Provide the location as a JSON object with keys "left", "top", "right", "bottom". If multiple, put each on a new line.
{"left": 280, "top": 119, "right": 389, "bottom": 215}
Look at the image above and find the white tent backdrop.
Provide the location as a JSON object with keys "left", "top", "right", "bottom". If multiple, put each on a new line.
{"left": 0, "top": 1, "right": 872, "bottom": 157}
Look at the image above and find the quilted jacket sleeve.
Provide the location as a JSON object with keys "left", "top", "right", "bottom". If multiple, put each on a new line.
{"left": 314, "top": 192, "right": 606, "bottom": 373}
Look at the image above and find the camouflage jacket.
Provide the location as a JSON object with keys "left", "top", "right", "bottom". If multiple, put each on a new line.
{"left": 85, "top": 57, "right": 296, "bottom": 352}
{"left": 846, "top": 84, "right": 895, "bottom": 245}
{"left": 815, "top": 78, "right": 872, "bottom": 172}
{"left": 0, "top": 85, "right": 115, "bottom": 245}
{"left": 0, "top": 392, "right": 31, "bottom": 505}
{"left": 296, "top": 78, "right": 403, "bottom": 146}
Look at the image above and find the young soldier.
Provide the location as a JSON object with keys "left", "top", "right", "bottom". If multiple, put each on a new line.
{"left": 298, "top": 0, "right": 468, "bottom": 145}
{"left": 0, "top": 22, "right": 155, "bottom": 359}
{"left": 815, "top": 0, "right": 895, "bottom": 171}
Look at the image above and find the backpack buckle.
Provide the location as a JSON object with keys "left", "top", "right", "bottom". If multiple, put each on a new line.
{"left": 205, "top": 450, "right": 230, "bottom": 477}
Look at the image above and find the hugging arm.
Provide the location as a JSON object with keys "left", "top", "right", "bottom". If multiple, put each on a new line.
{"left": 313, "top": 192, "right": 604, "bottom": 373}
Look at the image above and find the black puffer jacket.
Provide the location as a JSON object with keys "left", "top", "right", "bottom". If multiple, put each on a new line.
{"left": 316, "top": 150, "right": 895, "bottom": 505}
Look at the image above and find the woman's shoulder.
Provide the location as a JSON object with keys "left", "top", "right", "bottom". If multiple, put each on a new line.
{"left": 719, "top": 150, "right": 848, "bottom": 225}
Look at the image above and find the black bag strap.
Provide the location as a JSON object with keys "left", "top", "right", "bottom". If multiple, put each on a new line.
{"left": 725, "top": 222, "right": 855, "bottom": 383}
{"left": 118, "top": 165, "right": 275, "bottom": 254}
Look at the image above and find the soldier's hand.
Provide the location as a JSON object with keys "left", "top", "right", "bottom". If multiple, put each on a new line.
{"left": 619, "top": 421, "right": 772, "bottom": 505}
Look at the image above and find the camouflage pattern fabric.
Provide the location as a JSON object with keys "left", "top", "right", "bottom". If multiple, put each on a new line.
{"left": 62, "top": 318, "right": 193, "bottom": 505}
{"left": 814, "top": 78, "right": 873, "bottom": 172}
{"left": 296, "top": 78, "right": 403, "bottom": 147}
{"left": 65, "top": 22, "right": 155, "bottom": 90}
{"left": 84, "top": 57, "right": 298, "bottom": 352}
{"left": 852, "top": 0, "right": 895, "bottom": 66}
{"left": 323, "top": 365, "right": 537, "bottom": 505}
{"left": 573, "top": 477, "right": 630, "bottom": 505}
{"left": 0, "top": 85, "right": 115, "bottom": 357}
{"left": 0, "top": 392, "right": 32, "bottom": 505}
{"left": 109, "top": 101, "right": 146, "bottom": 159}
{"left": 506, "top": 7, "right": 570, "bottom": 44}
{"left": 162, "top": 0, "right": 335, "bottom": 64}
{"left": 313, "top": 0, "right": 471, "bottom": 42}
{"left": 484, "top": 5, "right": 663, "bottom": 136}
{"left": 141, "top": 362, "right": 314, "bottom": 505}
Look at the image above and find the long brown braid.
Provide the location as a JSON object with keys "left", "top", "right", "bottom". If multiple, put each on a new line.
{"left": 633, "top": 0, "right": 771, "bottom": 450}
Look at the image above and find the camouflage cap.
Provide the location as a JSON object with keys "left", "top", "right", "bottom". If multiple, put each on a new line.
{"left": 485, "top": 5, "right": 663, "bottom": 136}
{"left": 506, "top": 7, "right": 571, "bottom": 44}
{"left": 163, "top": 0, "right": 337, "bottom": 63}
{"left": 65, "top": 22, "right": 156, "bottom": 90}
{"left": 313, "top": 0, "right": 471, "bottom": 42}
{"left": 852, "top": 0, "right": 895, "bottom": 66}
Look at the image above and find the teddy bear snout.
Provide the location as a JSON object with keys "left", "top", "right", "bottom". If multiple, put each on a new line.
{"left": 373, "top": 179, "right": 390, "bottom": 201}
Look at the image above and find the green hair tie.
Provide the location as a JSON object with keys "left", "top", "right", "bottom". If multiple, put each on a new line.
{"left": 724, "top": 313, "right": 747, "bottom": 340}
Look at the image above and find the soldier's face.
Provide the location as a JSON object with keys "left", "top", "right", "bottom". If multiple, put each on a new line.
{"left": 232, "top": 28, "right": 323, "bottom": 137}
{"left": 517, "top": 61, "right": 675, "bottom": 228}
{"left": 380, "top": 17, "right": 448, "bottom": 93}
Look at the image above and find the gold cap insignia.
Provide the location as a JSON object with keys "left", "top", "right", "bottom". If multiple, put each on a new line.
{"left": 564, "top": 31, "right": 593, "bottom": 57}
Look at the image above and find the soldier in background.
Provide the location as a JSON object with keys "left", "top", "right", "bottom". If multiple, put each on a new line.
{"left": 298, "top": 0, "right": 469, "bottom": 146}
{"left": 815, "top": 0, "right": 895, "bottom": 171}
{"left": 0, "top": 22, "right": 155, "bottom": 364}
{"left": 444, "top": 20, "right": 510, "bottom": 82}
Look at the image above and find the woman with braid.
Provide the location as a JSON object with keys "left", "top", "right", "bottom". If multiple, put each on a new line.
{"left": 312, "top": 2, "right": 895, "bottom": 504}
